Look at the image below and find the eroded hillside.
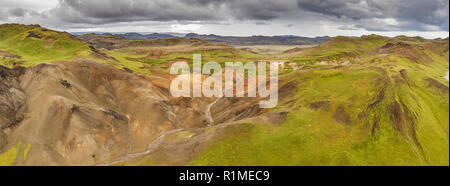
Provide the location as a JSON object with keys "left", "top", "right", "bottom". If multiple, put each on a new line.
{"left": 0, "top": 24, "right": 448, "bottom": 166}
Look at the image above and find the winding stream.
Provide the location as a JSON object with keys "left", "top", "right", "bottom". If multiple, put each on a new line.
{"left": 96, "top": 128, "right": 184, "bottom": 166}
{"left": 206, "top": 98, "right": 221, "bottom": 126}
{"left": 96, "top": 98, "right": 222, "bottom": 165}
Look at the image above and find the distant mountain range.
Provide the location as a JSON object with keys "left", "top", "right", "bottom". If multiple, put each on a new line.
{"left": 71, "top": 32, "right": 331, "bottom": 45}
{"left": 119, "top": 32, "right": 178, "bottom": 40}
{"left": 184, "top": 33, "right": 331, "bottom": 45}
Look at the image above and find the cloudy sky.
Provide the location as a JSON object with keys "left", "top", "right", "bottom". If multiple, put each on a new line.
{"left": 0, "top": 0, "right": 448, "bottom": 38}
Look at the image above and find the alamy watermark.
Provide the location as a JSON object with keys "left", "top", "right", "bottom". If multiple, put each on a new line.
{"left": 169, "top": 54, "right": 279, "bottom": 108}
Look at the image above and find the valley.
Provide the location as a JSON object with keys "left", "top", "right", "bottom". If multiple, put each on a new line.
{"left": 0, "top": 24, "right": 448, "bottom": 166}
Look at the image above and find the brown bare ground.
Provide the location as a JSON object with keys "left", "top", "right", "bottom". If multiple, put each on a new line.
{"left": 0, "top": 59, "right": 274, "bottom": 165}
{"left": 0, "top": 50, "right": 20, "bottom": 59}
{"left": 425, "top": 78, "right": 449, "bottom": 94}
{"left": 309, "top": 101, "right": 333, "bottom": 111}
{"left": 333, "top": 105, "right": 352, "bottom": 125}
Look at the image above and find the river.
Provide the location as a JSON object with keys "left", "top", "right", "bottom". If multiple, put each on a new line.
{"left": 206, "top": 98, "right": 221, "bottom": 126}
{"left": 97, "top": 97, "right": 222, "bottom": 165}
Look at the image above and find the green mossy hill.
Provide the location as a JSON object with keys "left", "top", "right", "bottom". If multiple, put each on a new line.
{"left": 290, "top": 34, "right": 449, "bottom": 66}
{"left": 189, "top": 36, "right": 449, "bottom": 166}
{"left": 0, "top": 24, "right": 90, "bottom": 67}
{"left": 77, "top": 33, "right": 211, "bottom": 50}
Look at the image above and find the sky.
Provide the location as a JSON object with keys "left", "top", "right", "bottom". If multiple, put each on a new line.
{"left": 0, "top": 0, "right": 448, "bottom": 38}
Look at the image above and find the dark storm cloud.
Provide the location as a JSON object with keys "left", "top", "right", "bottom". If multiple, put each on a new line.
{"left": 297, "top": 0, "right": 449, "bottom": 31}
{"left": 0, "top": 0, "right": 448, "bottom": 34}
{"left": 54, "top": 0, "right": 218, "bottom": 23}
{"left": 48, "top": 0, "right": 448, "bottom": 31}
{"left": 297, "top": 0, "right": 380, "bottom": 19}
{"left": 9, "top": 8, "right": 28, "bottom": 17}
{"left": 49, "top": 0, "right": 298, "bottom": 24}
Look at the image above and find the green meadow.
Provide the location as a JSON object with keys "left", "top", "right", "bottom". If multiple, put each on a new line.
{"left": 188, "top": 36, "right": 449, "bottom": 166}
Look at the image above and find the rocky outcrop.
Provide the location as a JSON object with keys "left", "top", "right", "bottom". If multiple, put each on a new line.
{"left": 0, "top": 66, "right": 26, "bottom": 150}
